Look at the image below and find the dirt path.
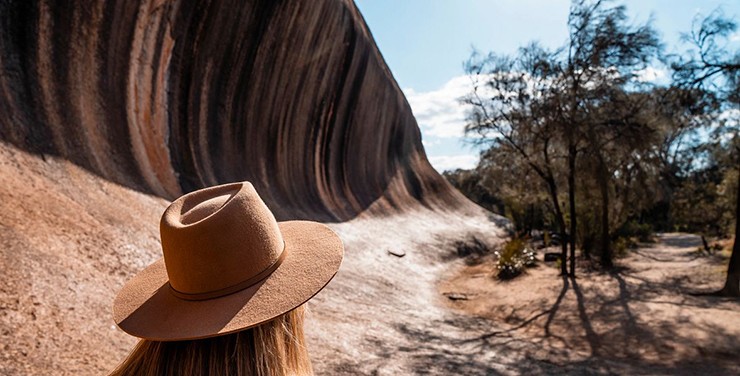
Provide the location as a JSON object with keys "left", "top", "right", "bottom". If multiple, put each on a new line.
{"left": 436, "top": 233, "right": 740, "bottom": 375}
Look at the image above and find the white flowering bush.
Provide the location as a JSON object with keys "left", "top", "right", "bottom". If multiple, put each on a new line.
{"left": 495, "top": 237, "right": 536, "bottom": 280}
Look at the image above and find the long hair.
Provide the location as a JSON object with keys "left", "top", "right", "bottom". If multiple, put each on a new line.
{"left": 110, "top": 305, "right": 312, "bottom": 376}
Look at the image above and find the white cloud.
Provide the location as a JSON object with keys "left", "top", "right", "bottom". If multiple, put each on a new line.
{"left": 407, "top": 67, "right": 667, "bottom": 147}
{"left": 403, "top": 75, "right": 475, "bottom": 139}
{"left": 719, "top": 108, "right": 740, "bottom": 121}
{"left": 634, "top": 66, "right": 667, "bottom": 83}
{"left": 404, "top": 72, "right": 550, "bottom": 139}
{"left": 730, "top": 32, "right": 740, "bottom": 42}
{"left": 428, "top": 154, "right": 479, "bottom": 172}
{"left": 718, "top": 108, "right": 740, "bottom": 136}
{"left": 421, "top": 138, "right": 442, "bottom": 148}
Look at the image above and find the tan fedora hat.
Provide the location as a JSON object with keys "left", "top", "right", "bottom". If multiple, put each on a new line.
{"left": 112, "top": 181, "right": 343, "bottom": 341}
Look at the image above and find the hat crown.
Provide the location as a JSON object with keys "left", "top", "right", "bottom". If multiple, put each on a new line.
{"left": 160, "top": 182, "right": 284, "bottom": 299}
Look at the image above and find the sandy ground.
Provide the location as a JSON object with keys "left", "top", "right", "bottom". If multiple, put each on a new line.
{"left": 0, "top": 144, "right": 169, "bottom": 375}
{"left": 1, "top": 142, "right": 515, "bottom": 375}
{"left": 437, "top": 234, "right": 740, "bottom": 375}
{"left": 2, "top": 141, "right": 738, "bottom": 375}
{"left": 305, "top": 208, "right": 510, "bottom": 375}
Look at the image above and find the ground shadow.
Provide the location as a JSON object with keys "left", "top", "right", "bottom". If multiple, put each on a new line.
{"left": 389, "top": 268, "right": 740, "bottom": 375}
{"left": 657, "top": 234, "right": 703, "bottom": 248}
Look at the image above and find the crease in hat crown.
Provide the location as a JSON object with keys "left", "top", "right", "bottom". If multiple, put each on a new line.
{"left": 160, "top": 182, "right": 286, "bottom": 300}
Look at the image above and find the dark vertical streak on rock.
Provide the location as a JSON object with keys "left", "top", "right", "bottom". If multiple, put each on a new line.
{"left": 0, "top": 0, "right": 471, "bottom": 221}
{"left": 0, "top": 1, "right": 52, "bottom": 154}
{"left": 340, "top": 43, "right": 370, "bottom": 214}
{"left": 167, "top": 0, "right": 210, "bottom": 193}
{"left": 322, "top": 5, "right": 358, "bottom": 219}
{"left": 98, "top": 0, "right": 147, "bottom": 190}
{"left": 49, "top": 3, "right": 87, "bottom": 169}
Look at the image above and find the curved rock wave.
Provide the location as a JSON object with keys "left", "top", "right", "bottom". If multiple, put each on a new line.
{"left": 0, "top": 0, "right": 467, "bottom": 221}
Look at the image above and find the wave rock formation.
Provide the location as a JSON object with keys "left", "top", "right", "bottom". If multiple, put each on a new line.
{"left": 0, "top": 0, "right": 466, "bottom": 221}
{"left": 0, "top": 0, "right": 490, "bottom": 374}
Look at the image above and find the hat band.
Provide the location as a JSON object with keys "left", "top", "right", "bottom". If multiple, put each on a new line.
{"left": 169, "top": 244, "right": 288, "bottom": 301}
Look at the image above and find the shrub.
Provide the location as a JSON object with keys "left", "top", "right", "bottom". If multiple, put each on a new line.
{"left": 611, "top": 236, "right": 638, "bottom": 259}
{"left": 543, "top": 230, "right": 551, "bottom": 248}
{"left": 617, "top": 220, "right": 655, "bottom": 243}
{"left": 454, "top": 237, "right": 489, "bottom": 258}
{"left": 452, "top": 236, "right": 490, "bottom": 265}
{"left": 495, "top": 237, "right": 536, "bottom": 280}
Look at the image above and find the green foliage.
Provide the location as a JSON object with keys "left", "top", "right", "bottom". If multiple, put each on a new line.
{"left": 503, "top": 197, "right": 548, "bottom": 234}
{"left": 670, "top": 161, "right": 737, "bottom": 238}
{"left": 443, "top": 169, "right": 504, "bottom": 214}
{"left": 462, "top": 0, "right": 666, "bottom": 273}
{"left": 617, "top": 220, "right": 655, "bottom": 243}
{"left": 444, "top": 167, "right": 554, "bottom": 234}
{"left": 495, "top": 237, "right": 536, "bottom": 280}
{"left": 449, "top": 1, "right": 738, "bottom": 275}
{"left": 611, "top": 237, "right": 638, "bottom": 259}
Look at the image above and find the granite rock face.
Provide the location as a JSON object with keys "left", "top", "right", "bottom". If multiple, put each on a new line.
{"left": 0, "top": 1, "right": 486, "bottom": 374}
{"left": 0, "top": 0, "right": 465, "bottom": 221}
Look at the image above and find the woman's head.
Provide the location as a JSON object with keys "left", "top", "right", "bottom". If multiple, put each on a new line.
{"left": 111, "top": 305, "right": 312, "bottom": 376}
{"left": 110, "top": 182, "right": 343, "bottom": 375}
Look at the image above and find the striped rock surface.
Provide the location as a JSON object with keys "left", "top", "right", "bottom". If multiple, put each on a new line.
{"left": 0, "top": 0, "right": 490, "bottom": 374}
{"left": 0, "top": 0, "right": 467, "bottom": 221}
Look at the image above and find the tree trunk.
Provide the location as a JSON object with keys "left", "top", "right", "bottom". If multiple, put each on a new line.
{"left": 546, "top": 177, "right": 568, "bottom": 276}
{"left": 700, "top": 235, "right": 710, "bottom": 254}
{"left": 568, "top": 145, "right": 578, "bottom": 277}
{"left": 582, "top": 234, "right": 593, "bottom": 260}
{"left": 718, "top": 167, "right": 740, "bottom": 296}
{"left": 598, "top": 155, "right": 613, "bottom": 269}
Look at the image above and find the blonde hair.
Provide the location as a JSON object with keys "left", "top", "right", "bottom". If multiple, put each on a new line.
{"left": 110, "top": 305, "right": 312, "bottom": 376}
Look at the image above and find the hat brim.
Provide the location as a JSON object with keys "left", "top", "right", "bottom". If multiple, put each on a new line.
{"left": 112, "top": 221, "right": 343, "bottom": 341}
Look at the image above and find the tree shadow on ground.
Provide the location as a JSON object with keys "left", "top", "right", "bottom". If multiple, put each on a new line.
{"left": 363, "top": 270, "right": 739, "bottom": 375}
{"left": 632, "top": 246, "right": 729, "bottom": 266}
{"left": 657, "top": 234, "right": 703, "bottom": 248}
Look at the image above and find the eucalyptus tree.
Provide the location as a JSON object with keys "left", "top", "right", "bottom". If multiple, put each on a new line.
{"left": 463, "top": 0, "right": 660, "bottom": 273}
{"left": 561, "top": 0, "right": 660, "bottom": 270}
{"left": 672, "top": 10, "right": 740, "bottom": 296}
{"left": 464, "top": 43, "right": 571, "bottom": 275}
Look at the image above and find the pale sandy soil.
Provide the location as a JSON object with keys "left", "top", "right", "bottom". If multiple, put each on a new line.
{"left": 1, "top": 143, "right": 515, "bottom": 375}
{"left": 437, "top": 234, "right": 740, "bottom": 375}
{"left": 305, "top": 208, "right": 509, "bottom": 375}
{"left": 3, "top": 141, "right": 737, "bottom": 375}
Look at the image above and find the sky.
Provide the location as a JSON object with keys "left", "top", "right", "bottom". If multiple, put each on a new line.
{"left": 354, "top": 0, "right": 740, "bottom": 172}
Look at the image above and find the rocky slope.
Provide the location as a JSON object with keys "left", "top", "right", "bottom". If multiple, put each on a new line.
{"left": 0, "top": 0, "right": 497, "bottom": 374}
{"left": 0, "top": 0, "right": 465, "bottom": 221}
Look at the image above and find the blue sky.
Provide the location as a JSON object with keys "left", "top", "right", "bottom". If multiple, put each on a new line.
{"left": 354, "top": 0, "right": 740, "bottom": 172}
